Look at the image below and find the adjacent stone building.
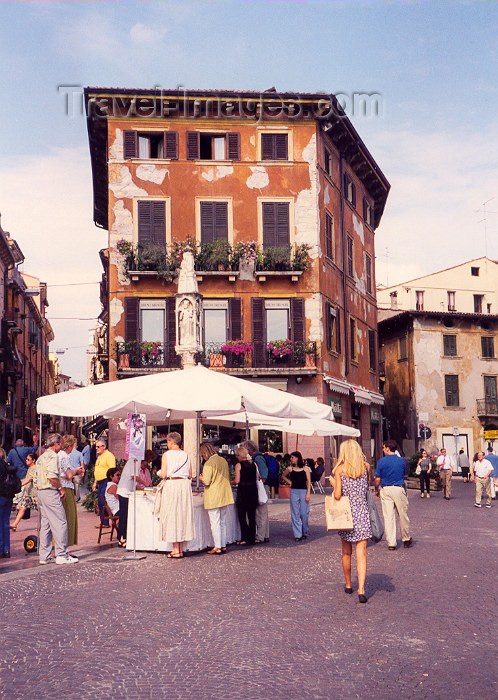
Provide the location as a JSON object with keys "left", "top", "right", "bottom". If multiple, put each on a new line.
{"left": 84, "top": 87, "right": 389, "bottom": 462}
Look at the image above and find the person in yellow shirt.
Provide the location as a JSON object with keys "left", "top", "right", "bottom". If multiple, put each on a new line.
{"left": 92, "top": 439, "right": 116, "bottom": 527}
{"left": 199, "top": 442, "right": 234, "bottom": 555}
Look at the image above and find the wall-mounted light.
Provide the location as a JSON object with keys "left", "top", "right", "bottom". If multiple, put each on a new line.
{"left": 296, "top": 376, "right": 303, "bottom": 384}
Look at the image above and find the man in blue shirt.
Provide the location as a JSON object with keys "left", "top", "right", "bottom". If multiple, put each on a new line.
{"left": 485, "top": 447, "right": 498, "bottom": 499}
{"left": 374, "top": 440, "right": 412, "bottom": 551}
{"left": 7, "top": 439, "right": 38, "bottom": 479}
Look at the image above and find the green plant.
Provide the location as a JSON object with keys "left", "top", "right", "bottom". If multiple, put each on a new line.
{"left": 83, "top": 490, "right": 98, "bottom": 512}
{"left": 291, "top": 243, "right": 312, "bottom": 271}
{"left": 258, "top": 246, "right": 291, "bottom": 271}
{"left": 232, "top": 240, "right": 259, "bottom": 269}
{"left": 196, "top": 240, "right": 232, "bottom": 271}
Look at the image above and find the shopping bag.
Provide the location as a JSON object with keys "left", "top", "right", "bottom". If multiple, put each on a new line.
{"left": 367, "top": 489, "right": 384, "bottom": 542}
{"left": 256, "top": 480, "right": 268, "bottom": 505}
{"left": 325, "top": 494, "right": 353, "bottom": 530}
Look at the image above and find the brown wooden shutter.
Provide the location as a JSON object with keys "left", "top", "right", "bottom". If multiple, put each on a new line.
{"left": 164, "top": 132, "right": 178, "bottom": 160}
{"left": 351, "top": 182, "right": 356, "bottom": 208}
{"left": 186, "top": 132, "right": 200, "bottom": 160}
{"left": 276, "top": 202, "right": 290, "bottom": 247}
{"left": 151, "top": 201, "right": 166, "bottom": 248}
{"left": 227, "top": 132, "right": 240, "bottom": 160}
{"left": 325, "top": 212, "right": 333, "bottom": 259}
{"left": 123, "top": 131, "right": 138, "bottom": 159}
{"left": 275, "top": 133, "right": 288, "bottom": 160}
{"left": 166, "top": 298, "right": 181, "bottom": 367}
{"left": 200, "top": 202, "right": 214, "bottom": 243}
{"left": 291, "top": 298, "right": 305, "bottom": 345}
{"left": 262, "top": 203, "right": 276, "bottom": 247}
{"left": 214, "top": 202, "right": 228, "bottom": 240}
{"left": 138, "top": 201, "right": 166, "bottom": 248}
{"left": 325, "top": 301, "right": 332, "bottom": 352}
{"left": 336, "top": 311, "right": 341, "bottom": 353}
{"left": 125, "top": 298, "right": 139, "bottom": 342}
{"left": 229, "top": 298, "right": 242, "bottom": 340}
{"left": 251, "top": 298, "right": 266, "bottom": 367}
{"left": 261, "top": 133, "right": 274, "bottom": 160}
{"left": 137, "top": 201, "right": 152, "bottom": 246}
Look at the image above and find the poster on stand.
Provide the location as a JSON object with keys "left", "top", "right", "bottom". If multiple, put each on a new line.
{"left": 126, "top": 412, "right": 146, "bottom": 461}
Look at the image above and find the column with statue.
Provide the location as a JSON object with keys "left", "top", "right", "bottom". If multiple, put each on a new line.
{"left": 175, "top": 250, "right": 203, "bottom": 480}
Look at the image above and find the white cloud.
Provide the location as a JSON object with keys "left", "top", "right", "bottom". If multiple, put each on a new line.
{"left": 0, "top": 146, "right": 103, "bottom": 383}
{"left": 129, "top": 22, "right": 167, "bottom": 45}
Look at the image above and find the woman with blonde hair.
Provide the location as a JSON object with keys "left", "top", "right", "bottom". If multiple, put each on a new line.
{"left": 158, "top": 432, "right": 195, "bottom": 559}
{"left": 199, "top": 442, "right": 234, "bottom": 555}
{"left": 331, "top": 439, "right": 372, "bottom": 603}
{"left": 232, "top": 445, "right": 258, "bottom": 546}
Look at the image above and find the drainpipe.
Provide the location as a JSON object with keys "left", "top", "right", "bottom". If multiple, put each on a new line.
{"left": 339, "top": 155, "right": 349, "bottom": 377}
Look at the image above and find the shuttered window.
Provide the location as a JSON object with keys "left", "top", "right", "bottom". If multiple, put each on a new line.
{"left": 325, "top": 212, "right": 334, "bottom": 260}
{"left": 445, "top": 375, "right": 459, "bottom": 406}
{"left": 347, "top": 236, "right": 354, "bottom": 277}
{"left": 365, "top": 254, "right": 372, "bottom": 294}
{"left": 350, "top": 317, "right": 358, "bottom": 362}
{"left": 344, "top": 174, "right": 356, "bottom": 207}
{"left": 123, "top": 131, "right": 178, "bottom": 160}
{"left": 368, "top": 329, "right": 376, "bottom": 370}
{"left": 363, "top": 198, "right": 373, "bottom": 226}
{"left": 262, "top": 202, "right": 290, "bottom": 248}
{"left": 200, "top": 202, "right": 229, "bottom": 243}
{"left": 261, "top": 133, "right": 288, "bottom": 160}
{"left": 251, "top": 297, "right": 305, "bottom": 367}
{"left": 137, "top": 201, "right": 166, "bottom": 248}
{"left": 252, "top": 298, "right": 266, "bottom": 367}
{"left": 229, "top": 298, "right": 242, "bottom": 341}
{"left": 443, "top": 335, "right": 457, "bottom": 357}
{"left": 482, "top": 336, "right": 495, "bottom": 358}
{"left": 326, "top": 302, "right": 339, "bottom": 354}
{"left": 187, "top": 132, "right": 240, "bottom": 160}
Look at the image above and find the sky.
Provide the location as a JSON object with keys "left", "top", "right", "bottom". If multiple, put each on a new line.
{"left": 1, "top": 0, "right": 498, "bottom": 383}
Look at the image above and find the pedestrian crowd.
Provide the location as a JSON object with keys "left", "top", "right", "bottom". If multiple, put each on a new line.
{"left": 0, "top": 432, "right": 496, "bottom": 599}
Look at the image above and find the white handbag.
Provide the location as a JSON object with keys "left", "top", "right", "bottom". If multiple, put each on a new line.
{"left": 255, "top": 465, "right": 268, "bottom": 505}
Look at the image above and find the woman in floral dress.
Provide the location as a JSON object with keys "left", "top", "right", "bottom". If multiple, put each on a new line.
{"left": 10, "top": 453, "right": 38, "bottom": 531}
{"left": 331, "top": 440, "right": 372, "bottom": 603}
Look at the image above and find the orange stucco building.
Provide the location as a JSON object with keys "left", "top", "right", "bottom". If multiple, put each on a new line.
{"left": 85, "top": 87, "right": 389, "bottom": 464}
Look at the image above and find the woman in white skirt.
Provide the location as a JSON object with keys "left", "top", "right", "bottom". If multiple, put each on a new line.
{"left": 158, "top": 432, "right": 195, "bottom": 558}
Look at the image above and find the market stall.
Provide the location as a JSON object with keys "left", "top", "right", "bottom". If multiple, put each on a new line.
{"left": 126, "top": 490, "right": 240, "bottom": 552}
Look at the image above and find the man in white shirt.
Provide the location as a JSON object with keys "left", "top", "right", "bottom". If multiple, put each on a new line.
{"left": 471, "top": 452, "right": 493, "bottom": 508}
{"left": 436, "top": 448, "right": 455, "bottom": 500}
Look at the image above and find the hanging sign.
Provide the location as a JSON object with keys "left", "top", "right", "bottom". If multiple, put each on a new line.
{"left": 125, "top": 412, "right": 146, "bottom": 461}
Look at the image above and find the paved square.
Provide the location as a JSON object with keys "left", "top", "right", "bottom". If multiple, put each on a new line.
{"left": 0, "top": 481, "right": 496, "bottom": 699}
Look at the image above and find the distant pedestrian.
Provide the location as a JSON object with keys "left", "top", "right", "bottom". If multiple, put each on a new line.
{"left": 232, "top": 446, "right": 258, "bottom": 546}
{"left": 457, "top": 448, "right": 471, "bottom": 483}
{"left": 199, "top": 442, "right": 234, "bottom": 555}
{"left": 0, "top": 447, "right": 21, "bottom": 558}
{"left": 331, "top": 440, "right": 371, "bottom": 603}
{"left": 36, "top": 433, "right": 78, "bottom": 565}
{"left": 242, "top": 441, "right": 270, "bottom": 544}
{"left": 66, "top": 436, "right": 85, "bottom": 502}
{"left": 417, "top": 449, "right": 432, "bottom": 498}
{"left": 81, "top": 438, "right": 92, "bottom": 470}
{"left": 282, "top": 451, "right": 311, "bottom": 542}
{"left": 59, "top": 435, "right": 85, "bottom": 547}
{"left": 105, "top": 468, "right": 121, "bottom": 517}
{"left": 315, "top": 457, "right": 325, "bottom": 481}
{"left": 92, "top": 439, "right": 116, "bottom": 527}
{"left": 158, "top": 432, "right": 195, "bottom": 558}
{"left": 10, "top": 453, "right": 38, "bottom": 531}
{"left": 437, "top": 448, "right": 455, "bottom": 500}
{"left": 471, "top": 452, "right": 493, "bottom": 508}
{"left": 6, "top": 439, "right": 38, "bottom": 479}
{"left": 485, "top": 447, "right": 498, "bottom": 499}
{"left": 374, "top": 440, "right": 412, "bottom": 551}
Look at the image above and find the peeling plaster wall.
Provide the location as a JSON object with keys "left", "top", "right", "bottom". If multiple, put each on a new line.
{"left": 295, "top": 134, "right": 320, "bottom": 258}
{"left": 136, "top": 164, "right": 169, "bottom": 184}
{"left": 305, "top": 294, "right": 323, "bottom": 342}
{"left": 246, "top": 166, "right": 269, "bottom": 190}
{"left": 201, "top": 165, "right": 234, "bottom": 182}
{"left": 109, "top": 165, "right": 148, "bottom": 199}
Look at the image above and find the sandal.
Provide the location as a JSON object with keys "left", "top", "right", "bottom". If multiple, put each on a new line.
{"left": 207, "top": 548, "right": 222, "bottom": 555}
{"left": 167, "top": 552, "right": 183, "bottom": 558}
{"left": 118, "top": 539, "right": 126, "bottom": 548}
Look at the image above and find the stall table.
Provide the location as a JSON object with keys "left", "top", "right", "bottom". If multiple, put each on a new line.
{"left": 126, "top": 490, "right": 240, "bottom": 552}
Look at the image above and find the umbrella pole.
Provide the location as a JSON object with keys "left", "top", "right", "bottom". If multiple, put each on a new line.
{"left": 123, "top": 407, "right": 146, "bottom": 562}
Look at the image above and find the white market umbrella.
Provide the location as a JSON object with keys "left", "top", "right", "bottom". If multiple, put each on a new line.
{"left": 211, "top": 412, "right": 360, "bottom": 438}
{"left": 36, "top": 365, "right": 336, "bottom": 423}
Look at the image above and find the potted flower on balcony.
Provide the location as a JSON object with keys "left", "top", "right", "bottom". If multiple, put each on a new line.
{"left": 304, "top": 341, "right": 317, "bottom": 367}
{"left": 291, "top": 243, "right": 312, "bottom": 272}
{"left": 267, "top": 339, "right": 293, "bottom": 364}
{"left": 140, "top": 341, "right": 163, "bottom": 367}
{"left": 221, "top": 340, "right": 253, "bottom": 368}
{"left": 116, "top": 340, "right": 135, "bottom": 369}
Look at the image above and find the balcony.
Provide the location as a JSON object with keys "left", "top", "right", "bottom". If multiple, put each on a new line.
{"left": 477, "top": 398, "right": 498, "bottom": 417}
{"left": 116, "top": 340, "right": 317, "bottom": 376}
{"left": 117, "top": 239, "right": 312, "bottom": 283}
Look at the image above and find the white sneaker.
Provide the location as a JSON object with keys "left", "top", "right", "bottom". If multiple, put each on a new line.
{"left": 55, "top": 555, "right": 79, "bottom": 565}
{"left": 39, "top": 557, "right": 55, "bottom": 565}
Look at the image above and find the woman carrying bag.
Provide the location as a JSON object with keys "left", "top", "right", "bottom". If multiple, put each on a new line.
{"left": 331, "top": 440, "right": 372, "bottom": 603}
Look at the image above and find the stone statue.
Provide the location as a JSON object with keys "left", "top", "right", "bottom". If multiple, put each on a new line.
{"left": 175, "top": 249, "right": 203, "bottom": 363}
{"left": 177, "top": 250, "right": 198, "bottom": 294}
{"left": 178, "top": 298, "right": 195, "bottom": 347}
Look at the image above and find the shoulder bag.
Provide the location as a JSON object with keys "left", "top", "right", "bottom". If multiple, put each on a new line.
{"left": 255, "top": 464, "right": 268, "bottom": 505}
{"left": 366, "top": 489, "right": 384, "bottom": 542}
{"left": 325, "top": 494, "right": 353, "bottom": 530}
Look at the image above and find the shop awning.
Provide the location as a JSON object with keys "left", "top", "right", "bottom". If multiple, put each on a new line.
{"left": 324, "top": 376, "right": 350, "bottom": 396}
{"left": 351, "top": 386, "right": 372, "bottom": 405}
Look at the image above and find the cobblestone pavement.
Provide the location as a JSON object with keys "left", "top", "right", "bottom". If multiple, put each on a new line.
{"left": 0, "top": 480, "right": 496, "bottom": 700}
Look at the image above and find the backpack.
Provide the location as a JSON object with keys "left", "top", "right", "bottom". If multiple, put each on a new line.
{"left": 264, "top": 453, "right": 279, "bottom": 480}
{"left": 0, "top": 460, "right": 22, "bottom": 499}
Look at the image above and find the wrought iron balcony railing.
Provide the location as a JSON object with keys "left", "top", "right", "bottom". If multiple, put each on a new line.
{"left": 476, "top": 398, "right": 498, "bottom": 417}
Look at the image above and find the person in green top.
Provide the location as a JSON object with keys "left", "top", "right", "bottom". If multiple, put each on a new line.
{"left": 199, "top": 442, "right": 234, "bottom": 555}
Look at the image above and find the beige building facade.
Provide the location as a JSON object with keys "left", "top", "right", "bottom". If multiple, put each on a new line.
{"left": 378, "top": 257, "right": 498, "bottom": 316}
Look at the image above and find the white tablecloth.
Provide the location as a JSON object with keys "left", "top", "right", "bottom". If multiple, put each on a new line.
{"left": 126, "top": 491, "right": 240, "bottom": 552}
